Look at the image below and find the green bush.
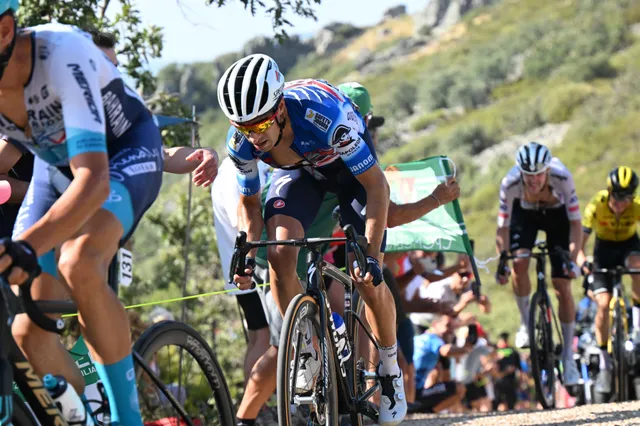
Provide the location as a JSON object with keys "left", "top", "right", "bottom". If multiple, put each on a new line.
{"left": 551, "top": 54, "right": 617, "bottom": 82}
{"left": 389, "top": 81, "right": 418, "bottom": 117}
{"left": 447, "top": 76, "right": 489, "bottom": 110}
{"left": 410, "top": 109, "right": 448, "bottom": 132}
{"left": 446, "top": 124, "right": 496, "bottom": 155}
{"left": 541, "top": 83, "right": 594, "bottom": 122}
{"left": 417, "top": 70, "right": 456, "bottom": 111}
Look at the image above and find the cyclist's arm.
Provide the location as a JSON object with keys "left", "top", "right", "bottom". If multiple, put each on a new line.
{"left": 237, "top": 192, "right": 263, "bottom": 259}
{"left": 496, "top": 176, "right": 514, "bottom": 254}
{"left": 21, "top": 40, "right": 109, "bottom": 255}
{"left": 21, "top": 153, "right": 110, "bottom": 255}
{"left": 577, "top": 198, "right": 596, "bottom": 266}
{"left": 564, "top": 174, "right": 582, "bottom": 261}
{"left": 356, "top": 165, "right": 389, "bottom": 259}
{"left": 0, "top": 138, "right": 29, "bottom": 202}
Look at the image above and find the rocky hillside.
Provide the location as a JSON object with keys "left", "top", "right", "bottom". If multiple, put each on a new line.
{"left": 152, "top": 0, "right": 640, "bottom": 335}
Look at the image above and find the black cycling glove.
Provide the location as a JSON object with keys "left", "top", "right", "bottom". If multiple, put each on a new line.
{"left": 0, "top": 238, "right": 41, "bottom": 282}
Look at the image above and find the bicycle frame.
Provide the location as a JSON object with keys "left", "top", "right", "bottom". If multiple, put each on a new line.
{"left": 0, "top": 259, "right": 197, "bottom": 426}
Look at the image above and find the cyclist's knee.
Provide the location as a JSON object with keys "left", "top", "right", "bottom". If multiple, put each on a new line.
{"left": 595, "top": 292, "right": 611, "bottom": 310}
{"left": 12, "top": 313, "right": 58, "bottom": 351}
{"left": 267, "top": 244, "right": 299, "bottom": 275}
{"left": 512, "top": 257, "right": 530, "bottom": 276}
{"left": 58, "top": 240, "right": 111, "bottom": 286}
{"left": 626, "top": 253, "right": 640, "bottom": 268}
{"left": 456, "top": 382, "right": 466, "bottom": 398}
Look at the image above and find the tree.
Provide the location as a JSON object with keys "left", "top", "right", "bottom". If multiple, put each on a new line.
{"left": 207, "top": 0, "right": 322, "bottom": 41}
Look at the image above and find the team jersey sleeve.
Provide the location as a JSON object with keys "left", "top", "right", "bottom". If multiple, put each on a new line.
{"left": 225, "top": 127, "right": 261, "bottom": 196}
{"left": 48, "top": 34, "right": 107, "bottom": 160}
{"left": 563, "top": 172, "right": 581, "bottom": 221}
{"left": 497, "top": 176, "right": 515, "bottom": 227}
{"left": 328, "top": 107, "right": 376, "bottom": 176}
{"left": 582, "top": 194, "right": 599, "bottom": 234}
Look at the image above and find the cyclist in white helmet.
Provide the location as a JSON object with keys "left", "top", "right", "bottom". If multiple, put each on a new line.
{"left": 495, "top": 142, "right": 582, "bottom": 387}
{"left": 218, "top": 54, "right": 406, "bottom": 425}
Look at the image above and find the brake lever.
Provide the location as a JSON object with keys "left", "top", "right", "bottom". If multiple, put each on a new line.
{"left": 344, "top": 225, "right": 367, "bottom": 278}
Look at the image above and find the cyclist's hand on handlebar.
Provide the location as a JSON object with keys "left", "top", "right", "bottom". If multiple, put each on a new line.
{"left": 495, "top": 250, "right": 510, "bottom": 285}
{"left": 353, "top": 256, "right": 384, "bottom": 287}
{"left": 564, "top": 261, "right": 581, "bottom": 279}
{"left": 581, "top": 260, "right": 594, "bottom": 276}
{"left": 233, "top": 257, "right": 256, "bottom": 291}
{"left": 0, "top": 238, "right": 40, "bottom": 285}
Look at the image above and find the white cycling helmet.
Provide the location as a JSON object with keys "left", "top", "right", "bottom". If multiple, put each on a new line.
{"left": 516, "top": 142, "right": 552, "bottom": 174}
{"left": 217, "top": 53, "right": 285, "bottom": 123}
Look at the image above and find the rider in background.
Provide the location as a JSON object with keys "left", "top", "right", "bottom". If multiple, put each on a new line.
{"left": 576, "top": 166, "right": 640, "bottom": 394}
{"left": 495, "top": 142, "right": 581, "bottom": 387}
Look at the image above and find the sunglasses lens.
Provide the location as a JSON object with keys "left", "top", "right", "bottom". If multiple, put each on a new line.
{"left": 234, "top": 118, "right": 275, "bottom": 136}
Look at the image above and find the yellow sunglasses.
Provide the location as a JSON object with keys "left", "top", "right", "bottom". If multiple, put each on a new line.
{"left": 231, "top": 109, "right": 279, "bottom": 136}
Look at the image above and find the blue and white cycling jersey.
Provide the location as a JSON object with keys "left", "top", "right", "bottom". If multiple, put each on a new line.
{"left": 227, "top": 79, "right": 377, "bottom": 196}
{"left": 0, "top": 23, "right": 151, "bottom": 166}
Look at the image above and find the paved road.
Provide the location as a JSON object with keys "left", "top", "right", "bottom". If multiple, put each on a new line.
{"left": 404, "top": 401, "right": 640, "bottom": 425}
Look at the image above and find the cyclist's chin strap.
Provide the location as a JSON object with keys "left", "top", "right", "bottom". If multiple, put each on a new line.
{"left": 273, "top": 116, "right": 287, "bottom": 147}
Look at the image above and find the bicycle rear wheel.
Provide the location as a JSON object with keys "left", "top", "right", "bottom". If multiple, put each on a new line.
{"left": 133, "top": 320, "right": 235, "bottom": 426}
{"left": 529, "top": 291, "right": 557, "bottom": 409}
{"left": 612, "top": 300, "right": 629, "bottom": 402}
{"left": 277, "top": 293, "right": 339, "bottom": 426}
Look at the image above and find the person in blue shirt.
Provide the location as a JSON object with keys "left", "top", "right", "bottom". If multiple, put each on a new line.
{"left": 411, "top": 315, "right": 471, "bottom": 413}
{"left": 217, "top": 53, "right": 406, "bottom": 425}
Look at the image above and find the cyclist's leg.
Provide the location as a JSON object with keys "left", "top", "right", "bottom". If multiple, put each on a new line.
{"left": 63, "top": 117, "right": 163, "bottom": 426}
{"left": 592, "top": 238, "right": 618, "bottom": 364}
{"left": 237, "top": 290, "right": 280, "bottom": 423}
{"left": 337, "top": 174, "right": 407, "bottom": 423}
{"left": 624, "top": 236, "right": 640, "bottom": 336}
{"left": 235, "top": 291, "right": 270, "bottom": 381}
{"left": 263, "top": 168, "right": 325, "bottom": 316}
{"left": 546, "top": 206, "right": 581, "bottom": 384}
{"left": 10, "top": 158, "right": 85, "bottom": 393}
{"left": 508, "top": 200, "right": 537, "bottom": 345}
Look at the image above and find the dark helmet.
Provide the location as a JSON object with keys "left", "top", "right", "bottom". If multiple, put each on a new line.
{"left": 607, "top": 166, "right": 638, "bottom": 198}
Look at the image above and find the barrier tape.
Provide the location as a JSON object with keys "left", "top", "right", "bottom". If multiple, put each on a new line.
{"left": 61, "top": 283, "right": 271, "bottom": 318}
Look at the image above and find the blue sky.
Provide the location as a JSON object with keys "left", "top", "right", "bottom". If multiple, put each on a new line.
{"left": 129, "top": 0, "right": 426, "bottom": 73}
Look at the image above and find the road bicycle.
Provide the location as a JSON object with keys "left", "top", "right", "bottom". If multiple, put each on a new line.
{"left": 1, "top": 251, "right": 235, "bottom": 426}
{"left": 497, "top": 240, "right": 570, "bottom": 409}
{"left": 230, "top": 224, "right": 377, "bottom": 426}
{"left": 589, "top": 265, "right": 640, "bottom": 403}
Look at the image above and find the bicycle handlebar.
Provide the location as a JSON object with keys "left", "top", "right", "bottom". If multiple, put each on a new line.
{"left": 229, "top": 224, "right": 369, "bottom": 286}
{"left": 496, "top": 242, "right": 572, "bottom": 279}
{"left": 1, "top": 276, "right": 66, "bottom": 334}
{"left": 589, "top": 266, "right": 640, "bottom": 275}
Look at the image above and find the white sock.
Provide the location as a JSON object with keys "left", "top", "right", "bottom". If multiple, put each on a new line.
{"left": 378, "top": 343, "right": 401, "bottom": 376}
{"left": 633, "top": 303, "right": 640, "bottom": 332}
{"left": 515, "top": 295, "right": 530, "bottom": 328}
{"left": 561, "top": 322, "right": 575, "bottom": 361}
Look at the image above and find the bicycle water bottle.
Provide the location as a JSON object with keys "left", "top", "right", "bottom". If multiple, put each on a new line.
{"left": 43, "top": 374, "right": 95, "bottom": 426}
{"left": 332, "top": 312, "right": 352, "bottom": 362}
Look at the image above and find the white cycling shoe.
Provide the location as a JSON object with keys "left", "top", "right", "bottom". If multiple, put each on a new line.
{"left": 293, "top": 350, "right": 321, "bottom": 394}
{"left": 563, "top": 356, "right": 581, "bottom": 387}
{"left": 378, "top": 369, "right": 407, "bottom": 426}
{"left": 515, "top": 325, "right": 530, "bottom": 349}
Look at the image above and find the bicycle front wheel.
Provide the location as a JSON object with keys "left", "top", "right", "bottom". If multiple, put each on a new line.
{"left": 529, "top": 291, "right": 557, "bottom": 409}
{"left": 277, "top": 293, "right": 339, "bottom": 426}
{"left": 133, "top": 320, "right": 235, "bottom": 426}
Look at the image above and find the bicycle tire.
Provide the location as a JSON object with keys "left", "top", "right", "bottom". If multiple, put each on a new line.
{"left": 277, "top": 293, "right": 339, "bottom": 426}
{"left": 613, "top": 300, "right": 628, "bottom": 402}
{"left": 133, "top": 320, "right": 236, "bottom": 426}
{"left": 11, "top": 395, "right": 39, "bottom": 426}
{"left": 349, "top": 289, "right": 367, "bottom": 426}
{"left": 529, "top": 291, "right": 556, "bottom": 409}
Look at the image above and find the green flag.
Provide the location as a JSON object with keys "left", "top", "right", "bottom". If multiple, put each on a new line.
{"left": 384, "top": 156, "right": 472, "bottom": 256}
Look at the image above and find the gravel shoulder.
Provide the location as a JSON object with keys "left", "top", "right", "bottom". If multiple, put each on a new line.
{"left": 404, "top": 402, "right": 640, "bottom": 425}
